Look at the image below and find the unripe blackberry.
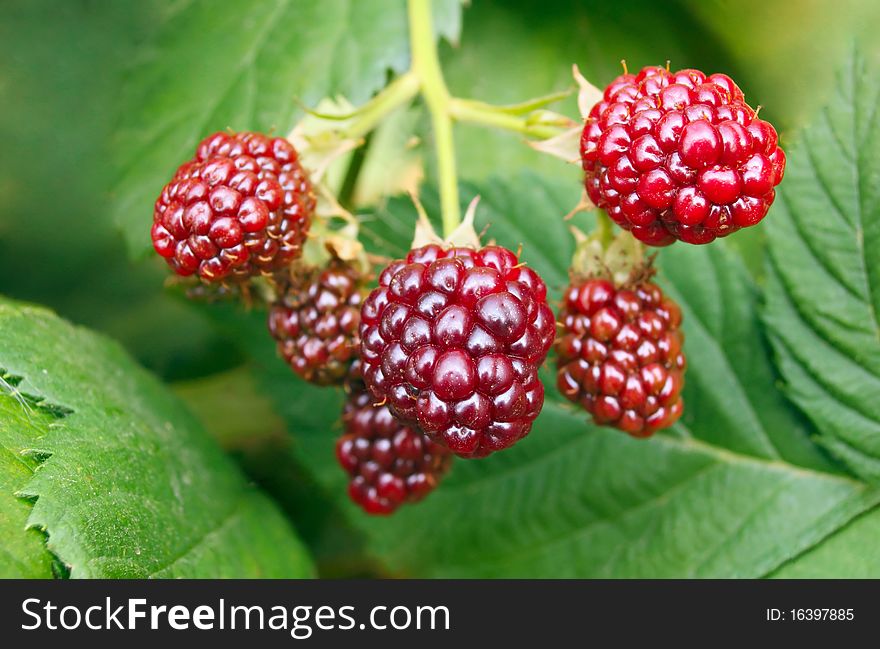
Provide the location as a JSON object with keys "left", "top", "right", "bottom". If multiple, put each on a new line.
{"left": 151, "top": 131, "right": 316, "bottom": 282}
{"left": 337, "top": 387, "right": 452, "bottom": 515}
{"left": 581, "top": 66, "right": 786, "bottom": 245}
{"left": 556, "top": 277, "right": 685, "bottom": 437}
{"left": 359, "top": 244, "right": 556, "bottom": 458}
{"left": 268, "top": 259, "right": 365, "bottom": 385}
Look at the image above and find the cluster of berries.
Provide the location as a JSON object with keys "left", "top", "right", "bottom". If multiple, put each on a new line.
{"left": 150, "top": 65, "right": 783, "bottom": 515}
{"left": 152, "top": 131, "right": 315, "bottom": 282}
{"left": 555, "top": 277, "right": 685, "bottom": 437}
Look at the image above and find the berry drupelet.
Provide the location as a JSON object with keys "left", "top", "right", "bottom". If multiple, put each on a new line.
{"left": 556, "top": 277, "right": 685, "bottom": 437}
{"left": 337, "top": 387, "right": 452, "bottom": 515}
{"left": 268, "top": 259, "right": 364, "bottom": 386}
{"left": 581, "top": 66, "right": 786, "bottom": 245}
{"left": 359, "top": 244, "right": 556, "bottom": 458}
{"left": 151, "top": 131, "right": 316, "bottom": 282}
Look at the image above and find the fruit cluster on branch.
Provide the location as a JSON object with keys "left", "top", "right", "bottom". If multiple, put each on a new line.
{"left": 149, "top": 2, "right": 785, "bottom": 515}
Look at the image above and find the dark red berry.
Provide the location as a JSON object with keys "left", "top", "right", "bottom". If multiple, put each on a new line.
{"left": 152, "top": 131, "right": 316, "bottom": 282}
{"left": 556, "top": 277, "right": 686, "bottom": 437}
{"left": 359, "top": 244, "right": 556, "bottom": 458}
{"left": 581, "top": 66, "right": 786, "bottom": 245}
{"left": 268, "top": 259, "right": 365, "bottom": 385}
{"left": 337, "top": 387, "right": 452, "bottom": 515}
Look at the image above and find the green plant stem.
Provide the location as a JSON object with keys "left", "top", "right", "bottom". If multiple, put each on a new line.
{"left": 318, "top": 2, "right": 576, "bottom": 237}
{"left": 449, "top": 98, "right": 571, "bottom": 139}
{"left": 408, "top": 0, "right": 460, "bottom": 237}
{"left": 305, "top": 4, "right": 575, "bottom": 236}
{"left": 343, "top": 71, "right": 420, "bottom": 140}
{"left": 337, "top": 129, "right": 374, "bottom": 210}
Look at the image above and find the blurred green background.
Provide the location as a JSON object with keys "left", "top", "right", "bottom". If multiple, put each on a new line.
{"left": 2, "top": 2, "right": 879, "bottom": 574}
{"left": 2, "top": 0, "right": 877, "bottom": 380}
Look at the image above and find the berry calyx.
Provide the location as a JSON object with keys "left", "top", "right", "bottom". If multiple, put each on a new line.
{"left": 151, "top": 131, "right": 316, "bottom": 282}
{"left": 337, "top": 387, "right": 452, "bottom": 515}
{"left": 359, "top": 244, "right": 556, "bottom": 458}
{"left": 268, "top": 257, "right": 365, "bottom": 386}
{"left": 555, "top": 275, "right": 686, "bottom": 437}
{"left": 581, "top": 66, "right": 786, "bottom": 245}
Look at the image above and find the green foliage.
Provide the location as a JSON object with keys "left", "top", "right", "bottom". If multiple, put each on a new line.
{"left": 680, "top": 0, "right": 880, "bottom": 130}
{"left": 214, "top": 171, "right": 879, "bottom": 577}
{"left": 0, "top": 299, "right": 313, "bottom": 578}
{"left": 772, "top": 508, "right": 880, "bottom": 578}
{"left": 0, "top": 0, "right": 241, "bottom": 381}
{"left": 2, "top": 0, "right": 880, "bottom": 579}
{"left": 0, "top": 391, "right": 55, "bottom": 578}
{"left": 441, "top": 0, "right": 735, "bottom": 183}
{"left": 763, "top": 50, "right": 880, "bottom": 482}
{"left": 112, "top": 0, "right": 463, "bottom": 257}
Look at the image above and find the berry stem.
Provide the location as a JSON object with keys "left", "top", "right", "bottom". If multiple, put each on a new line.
{"left": 338, "top": 129, "right": 374, "bottom": 209}
{"left": 340, "top": 71, "right": 420, "bottom": 140}
{"left": 595, "top": 209, "right": 615, "bottom": 248}
{"left": 448, "top": 97, "right": 573, "bottom": 139}
{"left": 407, "top": 0, "right": 460, "bottom": 237}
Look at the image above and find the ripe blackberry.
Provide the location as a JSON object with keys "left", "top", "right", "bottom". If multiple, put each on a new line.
{"left": 151, "top": 131, "right": 316, "bottom": 282}
{"left": 337, "top": 387, "right": 452, "bottom": 515}
{"left": 581, "top": 66, "right": 786, "bottom": 245}
{"left": 556, "top": 277, "right": 685, "bottom": 437}
{"left": 268, "top": 259, "right": 364, "bottom": 385}
{"left": 359, "top": 244, "right": 556, "bottom": 458}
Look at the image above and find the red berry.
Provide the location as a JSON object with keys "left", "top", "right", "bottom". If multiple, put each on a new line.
{"left": 359, "top": 244, "right": 556, "bottom": 458}
{"left": 152, "top": 131, "right": 316, "bottom": 282}
{"left": 268, "top": 259, "right": 365, "bottom": 386}
{"left": 555, "top": 277, "right": 686, "bottom": 437}
{"left": 337, "top": 387, "right": 452, "bottom": 515}
{"left": 581, "top": 66, "right": 785, "bottom": 245}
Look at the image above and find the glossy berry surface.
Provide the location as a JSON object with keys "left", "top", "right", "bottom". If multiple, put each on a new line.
{"left": 581, "top": 66, "right": 786, "bottom": 245}
{"left": 337, "top": 387, "right": 452, "bottom": 515}
{"left": 268, "top": 260, "right": 364, "bottom": 385}
{"left": 151, "top": 131, "right": 316, "bottom": 282}
{"left": 556, "top": 278, "right": 685, "bottom": 437}
{"left": 359, "top": 244, "right": 556, "bottom": 458}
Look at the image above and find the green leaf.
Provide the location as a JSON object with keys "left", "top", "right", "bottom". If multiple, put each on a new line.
{"left": 763, "top": 49, "right": 880, "bottom": 483}
{"left": 0, "top": 2, "right": 252, "bottom": 383}
{"left": 772, "top": 508, "right": 880, "bottom": 578}
{"left": 0, "top": 390, "right": 55, "bottom": 578}
{"left": 112, "top": 0, "right": 462, "bottom": 258}
{"left": 431, "top": 0, "right": 464, "bottom": 44}
{"left": 227, "top": 173, "right": 879, "bottom": 577}
{"left": 0, "top": 298, "right": 314, "bottom": 578}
